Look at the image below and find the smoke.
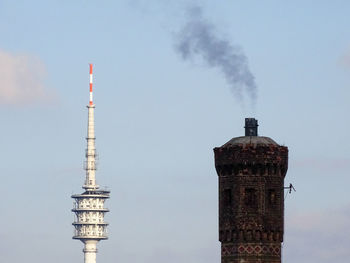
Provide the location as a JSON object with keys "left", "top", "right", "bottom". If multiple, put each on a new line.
{"left": 175, "top": 6, "right": 257, "bottom": 103}
{"left": 0, "top": 50, "right": 56, "bottom": 106}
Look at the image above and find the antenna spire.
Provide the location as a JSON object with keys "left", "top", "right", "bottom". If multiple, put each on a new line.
{"left": 85, "top": 64, "right": 97, "bottom": 190}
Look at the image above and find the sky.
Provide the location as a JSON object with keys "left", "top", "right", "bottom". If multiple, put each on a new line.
{"left": 0, "top": 1, "right": 350, "bottom": 262}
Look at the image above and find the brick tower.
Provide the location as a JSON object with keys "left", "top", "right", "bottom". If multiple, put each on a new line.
{"left": 214, "top": 118, "right": 288, "bottom": 263}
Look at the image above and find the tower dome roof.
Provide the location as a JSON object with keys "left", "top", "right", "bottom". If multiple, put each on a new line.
{"left": 221, "top": 136, "right": 278, "bottom": 147}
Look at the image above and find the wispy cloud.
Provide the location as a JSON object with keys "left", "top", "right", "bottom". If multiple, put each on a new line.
{"left": 339, "top": 47, "right": 350, "bottom": 68}
{"left": 292, "top": 158, "right": 350, "bottom": 172}
{"left": 284, "top": 205, "right": 350, "bottom": 262}
{"left": 0, "top": 50, "right": 56, "bottom": 106}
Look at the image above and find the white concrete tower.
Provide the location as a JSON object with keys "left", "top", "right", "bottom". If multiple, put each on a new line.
{"left": 72, "top": 64, "right": 110, "bottom": 263}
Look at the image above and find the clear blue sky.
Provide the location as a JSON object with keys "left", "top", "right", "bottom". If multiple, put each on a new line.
{"left": 0, "top": 1, "right": 349, "bottom": 262}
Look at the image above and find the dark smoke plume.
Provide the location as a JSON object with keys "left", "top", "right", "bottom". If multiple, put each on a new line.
{"left": 175, "top": 6, "right": 257, "bottom": 102}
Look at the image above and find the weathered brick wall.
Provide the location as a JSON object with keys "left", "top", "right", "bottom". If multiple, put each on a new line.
{"left": 214, "top": 143, "right": 288, "bottom": 263}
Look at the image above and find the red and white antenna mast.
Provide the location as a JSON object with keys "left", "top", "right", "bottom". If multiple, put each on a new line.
{"left": 89, "top": 64, "right": 93, "bottom": 106}
{"left": 85, "top": 63, "right": 97, "bottom": 189}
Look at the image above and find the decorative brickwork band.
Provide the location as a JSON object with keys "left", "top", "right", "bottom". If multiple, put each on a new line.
{"left": 222, "top": 243, "right": 281, "bottom": 256}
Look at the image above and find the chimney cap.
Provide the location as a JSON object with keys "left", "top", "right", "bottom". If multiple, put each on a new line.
{"left": 244, "top": 118, "right": 258, "bottom": 136}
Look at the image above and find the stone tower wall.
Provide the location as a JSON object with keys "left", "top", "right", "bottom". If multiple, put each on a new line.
{"left": 214, "top": 144, "right": 288, "bottom": 263}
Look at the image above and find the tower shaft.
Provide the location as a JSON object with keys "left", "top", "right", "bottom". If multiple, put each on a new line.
{"left": 84, "top": 240, "right": 98, "bottom": 263}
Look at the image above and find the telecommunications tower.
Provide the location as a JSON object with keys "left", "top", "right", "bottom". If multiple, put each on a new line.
{"left": 72, "top": 64, "right": 110, "bottom": 263}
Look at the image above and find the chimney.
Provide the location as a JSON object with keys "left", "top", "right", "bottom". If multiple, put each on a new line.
{"left": 245, "top": 118, "right": 258, "bottom": 136}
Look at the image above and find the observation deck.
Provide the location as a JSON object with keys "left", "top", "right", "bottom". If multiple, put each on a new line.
{"left": 72, "top": 189, "right": 110, "bottom": 241}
